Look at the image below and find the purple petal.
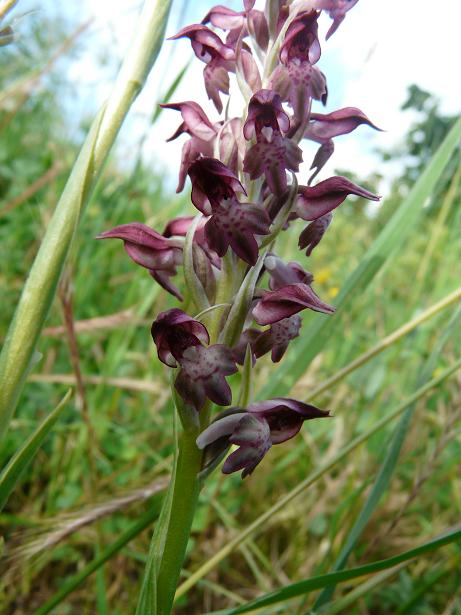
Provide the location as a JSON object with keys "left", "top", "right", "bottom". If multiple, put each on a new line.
{"left": 175, "top": 370, "right": 206, "bottom": 411}
{"left": 296, "top": 176, "right": 380, "bottom": 221}
{"left": 150, "top": 270, "right": 183, "bottom": 302}
{"left": 196, "top": 413, "right": 246, "bottom": 449}
{"left": 248, "top": 397, "right": 330, "bottom": 443}
{"left": 160, "top": 101, "right": 217, "bottom": 142}
{"left": 96, "top": 223, "right": 167, "bottom": 251}
{"left": 253, "top": 283, "right": 335, "bottom": 325}
{"left": 201, "top": 5, "right": 245, "bottom": 30}
{"left": 298, "top": 213, "right": 333, "bottom": 256}
{"left": 204, "top": 373, "right": 233, "bottom": 407}
{"left": 305, "top": 107, "right": 382, "bottom": 142}
{"left": 169, "top": 24, "right": 235, "bottom": 62}
{"left": 265, "top": 255, "right": 314, "bottom": 290}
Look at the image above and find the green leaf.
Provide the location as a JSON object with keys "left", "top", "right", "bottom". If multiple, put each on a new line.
{"left": 0, "top": 390, "right": 72, "bottom": 511}
{"left": 206, "top": 524, "right": 461, "bottom": 614}
{"left": 151, "top": 60, "right": 191, "bottom": 125}
{"left": 0, "top": 0, "right": 173, "bottom": 446}
{"left": 258, "top": 114, "right": 461, "bottom": 400}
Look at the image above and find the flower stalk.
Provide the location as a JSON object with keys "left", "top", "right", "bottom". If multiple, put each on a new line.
{"left": 97, "top": 0, "right": 382, "bottom": 611}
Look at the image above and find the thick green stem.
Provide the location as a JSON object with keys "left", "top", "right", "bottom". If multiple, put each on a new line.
{"left": 156, "top": 428, "right": 203, "bottom": 615}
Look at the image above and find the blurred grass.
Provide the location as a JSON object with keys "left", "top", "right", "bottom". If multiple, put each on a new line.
{"left": 1, "top": 7, "right": 461, "bottom": 615}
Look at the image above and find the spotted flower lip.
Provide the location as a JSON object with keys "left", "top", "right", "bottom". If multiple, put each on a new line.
{"left": 296, "top": 176, "right": 380, "bottom": 221}
{"left": 298, "top": 213, "right": 333, "bottom": 256}
{"left": 253, "top": 282, "right": 335, "bottom": 325}
{"left": 151, "top": 308, "right": 210, "bottom": 368}
{"left": 243, "top": 132, "right": 303, "bottom": 195}
{"left": 175, "top": 344, "right": 238, "bottom": 411}
{"left": 197, "top": 397, "right": 330, "bottom": 477}
{"left": 252, "top": 314, "right": 302, "bottom": 362}
{"left": 187, "top": 157, "right": 246, "bottom": 215}
{"left": 270, "top": 10, "right": 325, "bottom": 120}
{"left": 243, "top": 89, "right": 290, "bottom": 141}
{"left": 204, "top": 198, "right": 271, "bottom": 265}
{"left": 96, "top": 223, "right": 183, "bottom": 299}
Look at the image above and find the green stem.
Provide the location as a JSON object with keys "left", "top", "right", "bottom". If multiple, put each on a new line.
{"left": 156, "top": 428, "right": 203, "bottom": 615}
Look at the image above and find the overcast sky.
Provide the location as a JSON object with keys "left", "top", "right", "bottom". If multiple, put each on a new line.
{"left": 14, "top": 0, "right": 461, "bottom": 193}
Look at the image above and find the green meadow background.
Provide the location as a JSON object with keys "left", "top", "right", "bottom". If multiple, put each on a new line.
{"left": 1, "top": 8, "right": 461, "bottom": 615}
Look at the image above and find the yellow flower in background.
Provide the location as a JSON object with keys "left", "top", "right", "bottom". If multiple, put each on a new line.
{"left": 315, "top": 267, "right": 332, "bottom": 284}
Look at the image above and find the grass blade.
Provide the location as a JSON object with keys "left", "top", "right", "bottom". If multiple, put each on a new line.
{"left": 259, "top": 114, "right": 461, "bottom": 400}
{"left": 0, "top": 0, "right": 173, "bottom": 445}
{"left": 312, "top": 302, "right": 461, "bottom": 610}
{"left": 208, "top": 524, "right": 461, "bottom": 614}
{"left": 0, "top": 390, "right": 72, "bottom": 511}
{"left": 32, "top": 496, "right": 163, "bottom": 615}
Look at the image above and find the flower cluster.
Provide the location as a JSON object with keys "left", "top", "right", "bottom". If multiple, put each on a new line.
{"left": 98, "top": 0, "right": 380, "bottom": 478}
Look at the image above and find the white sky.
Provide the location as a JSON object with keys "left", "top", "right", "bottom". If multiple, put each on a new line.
{"left": 14, "top": 0, "right": 461, "bottom": 194}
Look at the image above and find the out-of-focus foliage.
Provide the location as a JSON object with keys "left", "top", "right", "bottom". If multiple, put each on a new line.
{"left": 0, "top": 8, "right": 460, "bottom": 615}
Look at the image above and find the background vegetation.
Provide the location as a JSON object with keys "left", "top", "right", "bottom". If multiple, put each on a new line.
{"left": 1, "top": 6, "right": 460, "bottom": 615}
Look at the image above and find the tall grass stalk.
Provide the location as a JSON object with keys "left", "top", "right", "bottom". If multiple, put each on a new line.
{"left": 0, "top": 0, "right": 172, "bottom": 445}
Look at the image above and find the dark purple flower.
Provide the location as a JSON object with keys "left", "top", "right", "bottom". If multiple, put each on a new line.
{"left": 314, "top": 0, "right": 360, "bottom": 39}
{"left": 175, "top": 344, "right": 238, "bottom": 410}
{"left": 280, "top": 10, "right": 321, "bottom": 66}
{"left": 197, "top": 397, "right": 330, "bottom": 477}
{"left": 161, "top": 101, "right": 218, "bottom": 193}
{"left": 187, "top": 157, "right": 245, "bottom": 215}
{"left": 270, "top": 11, "right": 326, "bottom": 118}
{"left": 96, "top": 223, "right": 183, "bottom": 300}
{"left": 169, "top": 25, "right": 236, "bottom": 112}
{"left": 298, "top": 213, "right": 333, "bottom": 256}
{"left": 253, "top": 282, "right": 334, "bottom": 325}
{"left": 304, "top": 107, "right": 382, "bottom": 179}
{"left": 252, "top": 314, "right": 302, "bottom": 362}
{"left": 151, "top": 308, "right": 209, "bottom": 368}
{"left": 242, "top": 89, "right": 302, "bottom": 195}
{"left": 265, "top": 254, "right": 314, "bottom": 290}
{"left": 243, "top": 89, "right": 290, "bottom": 141}
{"left": 243, "top": 132, "right": 303, "bottom": 195}
{"left": 296, "top": 176, "right": 380, "bottom": 221}
{"left": 205, "top": 198, "right": 271, "bottom": 265}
